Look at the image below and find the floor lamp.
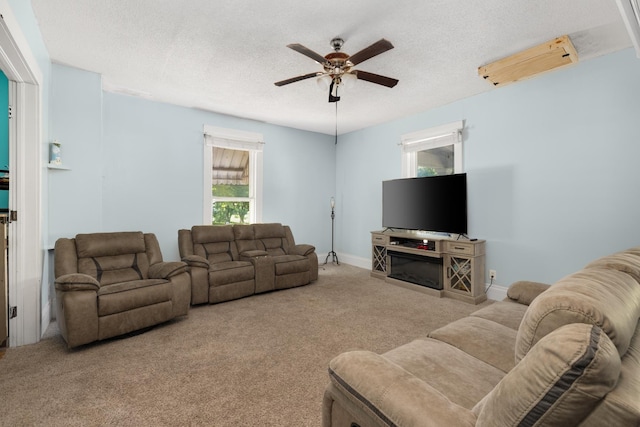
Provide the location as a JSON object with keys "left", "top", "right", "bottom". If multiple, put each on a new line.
{"left": 324, "top": 197, "right": 339, "bottom": 265}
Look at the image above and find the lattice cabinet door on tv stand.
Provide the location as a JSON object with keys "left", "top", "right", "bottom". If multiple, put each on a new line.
{"left": 371, "top": 230, "right": 486, "bottom": 304}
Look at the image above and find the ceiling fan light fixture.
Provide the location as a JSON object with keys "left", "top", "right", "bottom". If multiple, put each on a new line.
{"left": 341, "top": 72, "right": 357, "bottom": 90}
{"left": 317, "top": 74, "right": 332, "bottom": 91}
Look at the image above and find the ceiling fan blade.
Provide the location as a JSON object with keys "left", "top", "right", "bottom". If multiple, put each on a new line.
{"left": 348, "top": 39, "right": 394, "bottom": 65}
{"left": 355, "top": 70, "right": 399, "bottom": 88}
{"left": 274, "top": 72, "right": 320, "bottom": 87}
{"left": 287, "top": 44, "right": 329, "bottom": 65}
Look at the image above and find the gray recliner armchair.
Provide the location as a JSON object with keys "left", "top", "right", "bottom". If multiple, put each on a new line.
{"left": 54, "top": 231, "right": 191, "bottom": 348}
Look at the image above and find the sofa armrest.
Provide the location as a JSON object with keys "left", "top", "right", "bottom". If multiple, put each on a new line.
{"left": 181, "top": 255, "right": 209, "bottom": 269}
{"left": 289, "top": 244, "right": 315, "bottom": 256}
{"left": 240, "top": 250, "right": 268, "bottom": 258}
{"left": 55, "top": 273, "right": 100, "bottom": 292}
{"left": 149, "top": 261, "right": 188, "bottom": 279}
{"left": 506, "top": 280, "right": 550, "bottom": 305}
{"left": 328, "top": 351, "right": 476, "bottom": 427}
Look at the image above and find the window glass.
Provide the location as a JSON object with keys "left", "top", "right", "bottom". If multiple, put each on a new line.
{"left": 212, "top": 147, "right": 251, "bottom": 224}
{"left": 417, "top": 145, "right": 454, "bottom": 177}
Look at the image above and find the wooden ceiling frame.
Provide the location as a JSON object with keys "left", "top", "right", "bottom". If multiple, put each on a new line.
{"left": 478, "top": 35, "right": 578, "bottom": 87}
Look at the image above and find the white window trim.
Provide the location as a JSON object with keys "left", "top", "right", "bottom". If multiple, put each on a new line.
{"left": 401, "top": 120, "right": 464, "bottom": 177}
{"left": 203, "top": 125, "right": 264, "bottom": 225}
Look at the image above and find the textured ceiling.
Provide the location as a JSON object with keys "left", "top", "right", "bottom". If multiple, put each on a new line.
{"left": 31, "top": 0, "right": 632, "bottom": 135}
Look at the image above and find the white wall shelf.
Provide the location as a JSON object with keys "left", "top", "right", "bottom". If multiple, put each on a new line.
{"left": 47, "top": 164, "right": 70, "bottom": 170}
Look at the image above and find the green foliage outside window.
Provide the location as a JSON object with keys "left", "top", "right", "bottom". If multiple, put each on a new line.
{"left": 417, "top": 166, "right": 438, "bottom": 177}
{"left": 212, "top": 184, "right": 250, "bottom": 225}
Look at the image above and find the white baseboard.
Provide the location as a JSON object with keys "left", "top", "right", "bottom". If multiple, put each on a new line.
{"left": 485, "top": 283, "right": 508, "bottom": 301}
{"left": 332, "top": 252, "right": 370, "bottom": 270}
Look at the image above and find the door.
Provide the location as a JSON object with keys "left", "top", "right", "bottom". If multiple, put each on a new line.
{"left": 0, "top": 69, "right": 7, "bottom": 346}
{"left": 0, "top": 215, "right": 6, "bottom": 345}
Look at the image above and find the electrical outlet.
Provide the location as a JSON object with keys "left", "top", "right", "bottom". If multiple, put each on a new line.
{"left": 489, "top": 270, "right": 497, "bottom": 280}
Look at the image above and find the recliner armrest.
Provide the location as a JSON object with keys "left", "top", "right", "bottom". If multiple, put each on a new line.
{"left": 328, "top": 351, "right": 476, "bottom": 427}
{"left": 181, "top": 255, "right": 209, "bottom": 269}
{"left": 506, "top": 280, "right": 550, "bottom": 305}
{"left": 289, "top": 244, "right": 315, "bottom": 256}
{"left": 55, "top": 273, "right": 100, "bottom": 292}
{"left": 240, "top": 250, "right": 268, "bottom": 258}
{"left": 149, "top": 261, "right": 188, "bottom": 279}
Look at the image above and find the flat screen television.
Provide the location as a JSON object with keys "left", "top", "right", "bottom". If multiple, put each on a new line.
{"left": 382, "top": 173, "right": 467, "bottom": 234}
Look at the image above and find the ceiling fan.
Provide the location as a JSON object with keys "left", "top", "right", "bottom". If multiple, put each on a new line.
{"left": 274, "top": 37, "right": 399, "bottom": 102}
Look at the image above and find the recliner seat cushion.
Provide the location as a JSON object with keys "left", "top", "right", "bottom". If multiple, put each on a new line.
{"left": 383, "top": 337, "right": 505, "bottom": 410}
{"left": 272, "top": 255, "right": 310, "bottom": 275}
{"left": 428, "top": 316, "right": 518, "bottom": 373}
{"left": 208, "top": 261, "right": 254, "bottom": 286}
{"left": 97, "top": 279, "right": 171, "bottom": 316}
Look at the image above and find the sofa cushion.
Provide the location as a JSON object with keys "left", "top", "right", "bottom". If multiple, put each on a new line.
{"left": 253, "top": 223, "right": 285, "bottom": 239}
{"left": 76, "top": 231, "right": 146, "bottom": 258}
{"left": 428, "top": 316, "right": 518, "bottom": 373}
{"left": 584, "top": 248, "right": 640, "bottom": 283}
{"left": 194, "top": 241, "right": 233, "bottom": 264}
{"left": 208, "top": 261, "right": 254, "bottom": 286}
{"left": 383, "top": 337, "right": 505, "bottom": 410}
{"left": 474, "top": 323, "right": 621, "bottom": 427}
{"left": 470, "top": 301, "right": 528, "bottom": 331}
{"left": 272, "top": 255, "right": 310, "bottom": 276}
{"left": 191, "top": 224, "right": 234, "bottom": 244}
{"left": 506, "top": 280, "right": 550, "bottom": 305}
{"left": 516, "top": 268, "right": 640, "bottom": 363}
{"left": 78, "top": 252, "right": 150, "bottom": 285}
{"left": 97, "top": 279, "right": 171, "bottom": 316}
{"left": 580, "top": 324, "right": 640, "bottom": 425}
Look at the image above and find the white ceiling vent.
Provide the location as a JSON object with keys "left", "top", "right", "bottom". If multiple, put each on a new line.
{"left": 616, "top": 0, "right": 640, "bottom": 57}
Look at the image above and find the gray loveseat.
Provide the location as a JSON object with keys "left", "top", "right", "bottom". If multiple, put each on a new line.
{"left": 178, "top": 223, "right": 318, "bottom": 304}
{"left": 323, "top": 247, "right": 640, "bottom": 426}
{"left": 54, "top": 231, "right": 191, "bottom": 349}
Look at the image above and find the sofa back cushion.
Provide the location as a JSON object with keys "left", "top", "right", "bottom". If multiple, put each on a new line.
{"left": 515, "top": 268, "right": 640, "bottom": 363}
{"left": 584, "top": 247, "right": 640, "bottom": 284}
{"left": 75, "top": 232, "right": 150, "bottom": 286}
{"left": 191, "top": 225, "right": 237, "bottom": 264}
{"left": 475, "top": 323, "right": 621, "bottom": 426}
{"left": 254, "top": 223, "right": 288, "bottom": 256}
{"left": 233, "top": 224, "right": 258, "bottom": 255}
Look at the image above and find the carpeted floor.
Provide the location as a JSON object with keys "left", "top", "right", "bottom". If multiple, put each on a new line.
{"left": 0, "top": 264, "right": 491, "bottom": 426}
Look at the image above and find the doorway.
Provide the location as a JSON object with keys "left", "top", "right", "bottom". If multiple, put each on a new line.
{"left": 0, "top": 6, "right": 44, "bottom": 347}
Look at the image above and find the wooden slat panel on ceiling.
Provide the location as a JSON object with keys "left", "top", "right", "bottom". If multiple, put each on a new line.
{"left": 478, "top": 35, "right": 578, "bottom": 87}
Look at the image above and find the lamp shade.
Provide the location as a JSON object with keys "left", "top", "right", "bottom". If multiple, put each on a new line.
{"left": 317, "top": 74, "right": 332, "bottom": 91}
{"left": 330, "top": 197, "right": 335, "bottom": 209}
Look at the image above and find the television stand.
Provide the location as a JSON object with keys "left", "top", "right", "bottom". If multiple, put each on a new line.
{"left": 371, "top": 230, "right": 486, "bottom": 304}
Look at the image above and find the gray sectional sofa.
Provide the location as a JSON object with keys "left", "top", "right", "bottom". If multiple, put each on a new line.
{"left": 178, "top": 223, "right": 318, "bottom": 304}
{"left": 323, "top": 247, "right": 640, "bottom": 426}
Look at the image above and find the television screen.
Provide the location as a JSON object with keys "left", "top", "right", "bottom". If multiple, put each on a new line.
{"left": 382, "top": 174, "right": 467, "bottom": 234}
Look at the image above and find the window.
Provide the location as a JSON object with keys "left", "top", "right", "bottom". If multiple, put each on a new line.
{"left": 203, "top": 126, "right": 263, "bottom": 225}
{"left": 401, "top": 121, "right": 463, "bottom": 177}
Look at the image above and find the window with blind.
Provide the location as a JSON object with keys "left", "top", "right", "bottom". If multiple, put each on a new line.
{"left": 203, "top": 126, "right": 264, "bottom": 225}
{"left": 401, "top": 121, "right": 464, "bottom": 178}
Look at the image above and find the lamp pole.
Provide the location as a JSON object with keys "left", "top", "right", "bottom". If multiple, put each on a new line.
{"left": 324, "top": 197, "right": 339, "bottom": 265}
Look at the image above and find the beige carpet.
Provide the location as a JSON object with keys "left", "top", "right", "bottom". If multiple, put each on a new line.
{"left": 0, "top": 264, "right": 491, "bottom": 426}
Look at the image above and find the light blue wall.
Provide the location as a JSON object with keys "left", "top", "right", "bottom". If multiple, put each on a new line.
{"left": 336, "top": 48, "right": 640, "bottom": 287}
{"left": 49, "top": 64, "right": 103, "bottom": 242}
{"left": 50, "top": 63, "right": 336, "bottom": 262}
